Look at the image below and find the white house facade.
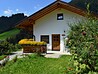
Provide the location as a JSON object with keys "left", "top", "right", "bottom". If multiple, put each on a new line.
{"left": 17, "top": 0, "right": 87, "bottom": 53}
{"left": 34, "top": 8, "right": 84, "bottom": 53}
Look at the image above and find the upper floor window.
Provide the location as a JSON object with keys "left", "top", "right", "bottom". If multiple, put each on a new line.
{"left": 57, "top": 13, "right": 63, "bottom": 20}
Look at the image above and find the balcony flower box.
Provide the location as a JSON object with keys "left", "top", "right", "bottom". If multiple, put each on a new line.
{"left": 19, "top": 39, "right": 47, "bottom": 53}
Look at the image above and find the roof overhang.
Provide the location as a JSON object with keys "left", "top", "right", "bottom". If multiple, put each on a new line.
{"left": 16, "top": 0, "right": 98, "bottom": 29}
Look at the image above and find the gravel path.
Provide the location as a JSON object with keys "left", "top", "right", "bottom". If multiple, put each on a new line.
{"left": 9, "top": 51, "right": 23, "bottom": 61}
{"left": 45, "top": 53, "right": 61, "bottom": 58}
{"left": 8, "top": 51, "right": 71, "bottom": 60}
{"left": 1, "top": 50, "right": 71, "bottom": 61}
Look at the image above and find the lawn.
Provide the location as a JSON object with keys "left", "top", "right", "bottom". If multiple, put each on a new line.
{"left": 0, "top": 54, "right": 74, "bottom": 74}
{"left": 0, "top": 28, "right": 20, "bottom": 40}
{"left": 0, "top": 55, "right": 6, "bottom": 60}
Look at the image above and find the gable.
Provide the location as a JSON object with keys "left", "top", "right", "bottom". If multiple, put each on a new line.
{"left": 16, "top": 0, "right": 97, "bottom": 29}
{"left": 34, "top": 8, "right": 84, "bottom": 34}
{"left": 36, "top": 8, "right": 84, "bottom": 24}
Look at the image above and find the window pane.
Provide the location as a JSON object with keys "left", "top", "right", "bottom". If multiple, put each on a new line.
{"left": 57, "top": 13, "right": 63, "bottom": 20}
{"left": 41, "top": 35, "right": 49, "bottom": 43}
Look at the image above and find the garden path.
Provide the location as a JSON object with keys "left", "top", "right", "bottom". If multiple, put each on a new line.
{"left": 8, "top": 50, "right": 71, "bottom": 61}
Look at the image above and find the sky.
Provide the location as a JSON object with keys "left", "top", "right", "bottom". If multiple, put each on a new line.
{"left": 0, "top": 0, "right": 71, "bottom": 17}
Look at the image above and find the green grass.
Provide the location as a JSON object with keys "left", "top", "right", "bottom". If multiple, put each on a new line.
{"left": 0, "top": 54, "right": 74, "bottom": 74}
{"left": 0, "top": 28, "right": 20, "bottom": 40}
{"left": 0, "top": 55, "right": 6, "bottom": 60}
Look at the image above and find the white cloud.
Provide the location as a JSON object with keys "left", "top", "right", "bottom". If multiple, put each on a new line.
{"left": 24, "top": 13, "right": 29, "bottom": 16}
{"left": 16, "top": 9, "right": 19, "bottom": 12}
{"left": 4, "top": 9, "right": 13, "bottom": 15}
{"left": 3, "top": 9, "right": 30, "bottom": 16}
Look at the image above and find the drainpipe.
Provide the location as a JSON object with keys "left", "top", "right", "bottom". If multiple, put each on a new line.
{"left": 33, "top": 35, "right": 36, "bottom": 41}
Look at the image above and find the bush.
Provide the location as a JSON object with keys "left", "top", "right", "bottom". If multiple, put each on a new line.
{"left": 68, "top": 18, "right": 98, "bottom": 73}
{"left": 14, "top": 44, "right": 22, "bottom": 51}
{"left": 0, "top": 40, "right": 21, "bottom": 55}
{"left": 0, "top": 40, "right": 13, "bottom": 55}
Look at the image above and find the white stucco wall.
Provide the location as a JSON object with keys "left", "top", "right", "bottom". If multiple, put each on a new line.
{"left": 33, "top": 8, "right": 84, "bottom": 52}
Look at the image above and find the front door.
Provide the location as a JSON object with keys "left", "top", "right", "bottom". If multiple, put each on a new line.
{"left": 52, "top": 34, "right": 60, "bottom": 51}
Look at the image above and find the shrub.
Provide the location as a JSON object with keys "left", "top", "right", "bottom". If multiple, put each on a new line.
{"left": 14, "top": 44, "right": 22, "bottom": 50}
{"left": 0, "top": 41, "right": 12, "bottom": 55}
{"left": 0, "top": 40, "right": 21, "bottom": 55}
{"left": 67, "top": 18, "right": 98, "bottom": 73}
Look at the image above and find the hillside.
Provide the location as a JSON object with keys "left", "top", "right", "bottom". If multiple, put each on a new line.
{"left": 0, "top": 28, "right": 20, "bottom": 40}
{"left": 69, "top": 0, "right": 98, "bottom": 14}
{"left": 0, "top": 13, "right": 27, "bottom": 33}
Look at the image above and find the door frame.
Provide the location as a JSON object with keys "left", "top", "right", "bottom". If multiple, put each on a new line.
{"left": 52, "top": 34, "right": 60, "bottom": 51}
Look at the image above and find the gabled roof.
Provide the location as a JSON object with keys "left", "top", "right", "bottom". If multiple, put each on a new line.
{"left": 16, "top": 0, "right": 96, "bottom": 29}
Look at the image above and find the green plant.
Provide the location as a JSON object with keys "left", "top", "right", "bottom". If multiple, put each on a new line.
{"left": 68, "top": 18, "right": 98, "bottom": 73}
{"left": 14, "top": 44, "right": 22, "bottom": 51}
{"left": 0, "top": 41, "right": 12, "bottom": 55}
{"left": 13, "top": 55, "right": 17, "bottom": 62}
{"left": 0, "top": 40, "right": 19, "bottom": 55}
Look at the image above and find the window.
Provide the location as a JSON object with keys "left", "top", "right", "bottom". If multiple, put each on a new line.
{"left": 57, "top": 13, "right": 63, "bottom": 20}
{"left": 41, "top": 35, "right": 49, "bottom": 43}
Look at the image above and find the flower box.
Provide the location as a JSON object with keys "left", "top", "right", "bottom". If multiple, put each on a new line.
{"left": 19, "top": 39, "right": 47, "bottom": 53}
{"left": 22, "top": 45, "right": 47, "bottom": 53}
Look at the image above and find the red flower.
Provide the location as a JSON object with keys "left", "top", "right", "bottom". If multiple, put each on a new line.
{"left": 82, "top": 31, "right": 86, "bottom": 36}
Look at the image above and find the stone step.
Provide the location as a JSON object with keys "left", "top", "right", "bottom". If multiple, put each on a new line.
{"left": 45, "top": 54, "right": 61, "bottom": 58}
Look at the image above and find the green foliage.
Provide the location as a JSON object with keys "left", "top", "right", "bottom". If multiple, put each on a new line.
{"left": 68, "top": 18, "right": 98, "bottom": 73}
{"left": 0, "top": 55, "right": 73, "bottom": 74}
{"left": 0, "top": 40, "right": 22, "bottom": 55}
{"left": 0, "top": 40, "right": 13, "bottom": 55}
{"left": 14, "top": 44, "right": 22, "bottom": 50}
{"left": 0, "top": 28, "right": 32, "bottom": 54}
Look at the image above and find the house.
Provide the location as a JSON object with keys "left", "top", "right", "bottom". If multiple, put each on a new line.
{"left": 17, "top": 0, "right": 91, "bottom": 53}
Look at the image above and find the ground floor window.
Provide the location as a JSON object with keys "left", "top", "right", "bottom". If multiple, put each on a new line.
{"left": 40, "top": 35, "right": 49, "bottom": 43}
